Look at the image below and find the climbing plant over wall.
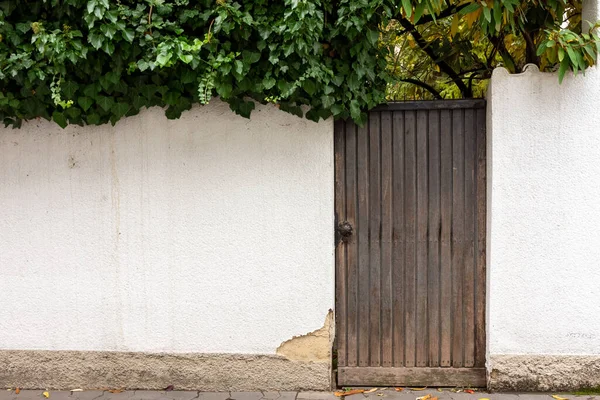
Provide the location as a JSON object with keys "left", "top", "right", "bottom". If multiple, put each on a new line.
{"left": 0, "top": 0, "right": 598, "bottom": 128}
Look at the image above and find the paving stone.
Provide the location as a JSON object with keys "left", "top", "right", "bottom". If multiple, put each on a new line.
{"left": 131, "top": 391, "right": 198, "bottom": 400}
{"left": 297, "top": 392, "right": 337, "bottom": 400}
{"left": 260, "top": 393, "right": 281, "bottom": 400}
{"left": 71, "top": 391, "right": 106, "bottom": 400}
{"left": 230, "top": 393, "right": 263, "bottom": 400}
{"left": 196, "top": 393, "right": 229, "bottom": 400}
{"left": 513, "top": 395, "right": 554, "bottom": 400}
{"left": 103, "top": 392, "right": 135, "bottom": 400}
{"left": 277, "top": 393, "right": 297, "bottom": 400}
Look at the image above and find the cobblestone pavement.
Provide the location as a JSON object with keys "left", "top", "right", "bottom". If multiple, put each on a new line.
{"left": 0, "top": 389, "right": 597, "bottom": 400}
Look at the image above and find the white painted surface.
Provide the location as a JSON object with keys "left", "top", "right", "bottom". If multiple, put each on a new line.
{"left": 0, "top": 101, "right": 334, "bottom": 354}
{"left": 487, "top": 66, "right": 600, "bottom": 355}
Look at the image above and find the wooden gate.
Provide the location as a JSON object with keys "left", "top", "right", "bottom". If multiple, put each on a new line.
{"left": 334, "top": 100, "right": 486, "bottom": 387}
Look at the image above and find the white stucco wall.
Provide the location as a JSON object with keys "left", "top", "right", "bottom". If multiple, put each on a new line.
{"left": 487, "top": 65, "right": 600, "bottom": 356}
{"left": 0, "top": 101, "right": 334, "bottom": 355}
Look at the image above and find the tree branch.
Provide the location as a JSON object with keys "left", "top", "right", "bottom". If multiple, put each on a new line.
{"left": 409, "top": 3, "right": 470, "bottom": 26}
{"left": 399, "top": 78, "right": 443, "bottom": 99}
{"left": 397, "top": 17, "right": 472, "bottom": 97}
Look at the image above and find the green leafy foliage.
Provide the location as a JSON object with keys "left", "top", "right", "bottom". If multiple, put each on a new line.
{"left": 383, "top": 0, "right": 600, "bottom": 100}
{"left": 0, "top": 0, "right": 389, "bottom": 127}
{"left": 0, "top": 0, "right": 598, "bottom": 128}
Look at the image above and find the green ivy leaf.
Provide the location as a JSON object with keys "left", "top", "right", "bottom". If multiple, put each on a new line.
{"left": 52, "top": 111, "right": 68, "bottom": 128}
{"left": 122, "top": 29, "right": 135, "bottom": 43}
{"left": 262, "top": 77, "right": 276, "bottom": 90}
{"left": 96, "top": 96, "right": 114, "bottom": 112}
{"left": 88, "top": 32, "right": 104, "bottom": 50}
{"left": 237, "top": 100, "right": 255, "bottom": 118}
{"left": 77, "top": 96, "right": 94, "bottom": 111}
{"left": 87, "top": 113, "right": 101, "bottom": 125}
{"left": 111, "top": 102, "right": 130, "bottom": 118}
{"left": 242, "top": 50, "right": 261, "bottom": 64}
{"left": 62, "top": 81, "right": 79, "bottom": 99}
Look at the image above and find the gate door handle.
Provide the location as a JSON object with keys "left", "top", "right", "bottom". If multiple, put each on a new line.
{"left": 337, "top": 221, "right": 353, "bottom": 242}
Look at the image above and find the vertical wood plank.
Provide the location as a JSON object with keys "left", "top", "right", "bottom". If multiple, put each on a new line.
{"left": 427, "top": 110, "right": 441, "bottom": 367}
{"left": 334, "top": 119, "right": 347, "bottom": 368}
{"left": 415, "top": 110, "right": 429, "bottom": 367}
{"left": 381, "top": 111, "right": 394, "bottom": 367}
{"left": 357, "top": 120, "right": 370, "bottom": 367}
{"left": 451, "top": 109, "right": 465, "bottom": 368}
{"left": 439, "top": 109, "right": 453, "bottom": 367}
{"left": 369, "top": 112, "right": 382, "bottom": 367}
{"left": 345, "top": 120, "right": 359, "bottom": 367}
{"left": 463, "top": 109, "right": 477, "bottom": 367}
{"left": 392, "top": 111, "right": 406, "bottom": 367}
{"left": 404, "top": 110, "right": 417, "bottom": 368}
{"left": 474, "top": 107, "right": 487, "bottom": 368}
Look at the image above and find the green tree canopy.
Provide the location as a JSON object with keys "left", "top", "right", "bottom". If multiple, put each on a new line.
{"left": 0, "top": 0, "right": 597, "bottom": 128}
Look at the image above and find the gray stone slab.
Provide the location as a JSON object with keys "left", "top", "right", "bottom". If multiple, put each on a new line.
{"left": 513, "top": 395, "right": 554, "bottom": 400}
{"left": 277, "top": 393, "right": 297, "bottom": 400}
{"left": 131, "top": 391, "right": 198, "bottom": 400}
{"left": 230, "top": 393, "right": 263, "bottom": 400}
{"left": 196, "top": 394, "right": 229, "bottom": 400}
{"left": 71, "top": 391, "right": 106, "bottom": 400}
{"left": 297, "top": 392, "right": 337, "bottom": 400}
{"left": 103, "top": 392, "right": 134, "bottom": 400}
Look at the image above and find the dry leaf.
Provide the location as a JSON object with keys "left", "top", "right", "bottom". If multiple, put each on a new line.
{"left": 108, "top": 389, "right": 124, "bottom": 394}
{"left": 416, "top": 394, "right": 432, "bottom": 400}
{"left": 431, "top": 397, "right": 438, "bottom": 400}
{"left": 15, "top": 388, "right": 21, "bottom": 395}
{"left": 334, "top": 390, "right": 365, "bottom": 397}
{"left": 552, "top": 396, "right": 568, "bottom": 400}
{"left": 479, "top": 398, "right": 490, "bottom": 400}
{"left": 465, "top": 390, "right": 475, "bottom": 394}
{"left": 43, "top": 391, "right": 50, "bottom": 398}
{"left": 377, "top": 394, "right": 385, "bottom": 397}
{"left": 365, "top": 388, "right": 378, "bottom": 394}
{"left": 412, "top": 388, "right": 427, "bottom": 391}
{"left": 164, "top": 385, "right": 174, "bottom": 392}
{"left": 436, "top": 389, "right": 443, "bottom": 392}
{"left": 395, "top": 388, "right": 404, "bottom": 392}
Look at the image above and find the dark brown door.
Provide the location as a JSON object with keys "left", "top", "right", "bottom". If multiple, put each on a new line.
{"left": 335, "top": 100, "right": 486, "bottom": 387}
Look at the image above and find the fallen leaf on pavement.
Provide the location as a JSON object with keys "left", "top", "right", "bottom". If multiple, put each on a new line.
{"left": 465, "top": 390, "right": 475, "bottom": 394}
{"left": 479, "top": 398, "right": 490, "bottom": 400}
{"left": 365, "top": 388, "right": 378, "bottom": 394}
{"left": 412, "top": 388, "right": 428, "bottom": 391}
{"left": 43, "top": 391, "right": 50, "bottom": 398}
{"left": 108, "top": 389, "right": 123, "bottom": 394}
{"left": 395, "top": 388, "right": 404, "bottom": 392}
{"left": 416, "top": 394, "right": 431, "bottom": 400}
{"left": 334, "top": 390, "right": 365, "bottom": 397}
{"left": 552, "top": 396, "right": 568, "bottom": 400}
{"left": 15, "top": 389, "right": 21, "bottom": 395}
{"left": 437, "top": 389, "right": 443, "bottom": 392}
{"left": 377, "top": 394, "right": 385, "bottom": 397}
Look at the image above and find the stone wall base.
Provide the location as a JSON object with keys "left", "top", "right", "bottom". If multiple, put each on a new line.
{"left": 0, "top": 350, "right": 330, "bottom": 391}
{"left": 489, "top": 354, "right": 600, "bottom": 391}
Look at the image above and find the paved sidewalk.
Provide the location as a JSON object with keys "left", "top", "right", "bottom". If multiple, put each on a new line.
{"left": 1, "top": 389, "right": 597, "bottom": 400}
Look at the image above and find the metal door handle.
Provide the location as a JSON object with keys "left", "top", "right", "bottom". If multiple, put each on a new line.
{"left": 337, "top": 221, "right": 353, "bottom": 241}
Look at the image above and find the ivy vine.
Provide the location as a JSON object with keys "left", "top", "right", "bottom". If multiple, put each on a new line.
{"left": 0, "top": 0, "right": 388, "bottom": 127}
